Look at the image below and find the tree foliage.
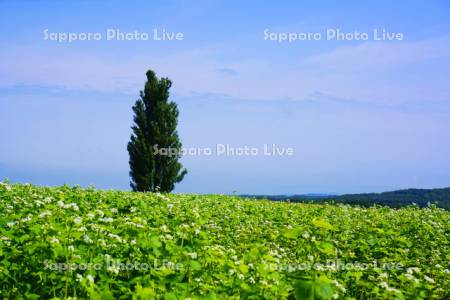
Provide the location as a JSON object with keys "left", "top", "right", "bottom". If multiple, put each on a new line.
{"left": 128, "top": 70, "right": 186, "bottom": 192}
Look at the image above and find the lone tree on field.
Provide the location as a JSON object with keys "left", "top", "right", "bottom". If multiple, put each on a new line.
{"left": 128, "top": 70, "right": 187, "bottom": 192}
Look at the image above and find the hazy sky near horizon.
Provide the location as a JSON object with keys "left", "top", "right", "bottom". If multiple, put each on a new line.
{"left": 1, "top": 0, "right": 450, "bottom": 194}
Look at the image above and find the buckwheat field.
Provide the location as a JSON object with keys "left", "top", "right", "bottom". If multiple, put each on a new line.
{"left": 1, "top": 182, "right": 449, "bottom": 299}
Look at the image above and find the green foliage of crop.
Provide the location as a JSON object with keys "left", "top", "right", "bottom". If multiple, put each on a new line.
{"left": 1, "top": 182, "right": 449, "bottom": 299}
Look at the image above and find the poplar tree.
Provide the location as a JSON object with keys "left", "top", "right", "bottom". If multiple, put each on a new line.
{"left": 127, "top": 70, "right": 187, "bottom": 192}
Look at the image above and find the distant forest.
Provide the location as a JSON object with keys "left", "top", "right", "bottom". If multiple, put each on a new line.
{"left": 244, "top": 187, "right": 450, "bottom": 209}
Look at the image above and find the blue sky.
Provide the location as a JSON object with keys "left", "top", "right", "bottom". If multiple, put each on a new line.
{"left": 1, "top": 0, "right": 450, "bottom": 194}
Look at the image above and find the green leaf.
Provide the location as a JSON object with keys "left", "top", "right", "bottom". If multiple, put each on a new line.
{"left": 283, "top": 228, "right": 301, "bottom": 239}
{"left": 239, "top": 264, "right": 249, "bottom": 274}
{"left": 311, "top": 219, "right": 334, "bottom": 230}
{"left": 149, "top": 236, "right": 162, "bottom": 248}
{"left": 317, "top": 242, "right": 335, "bottom": 256}
{"left": 314, "top": 277, "right": 334, "bottom": 299}
{"left": 293, "top": 276, "right": 334, "bottom": 300}
{"left": 100, "top": 290, "right": 115, "bottom": 300}
{"left": 134, "top": 285, "right": 156, "bottom": 299}
{"left": 164, "top": 293, "right": 178, "bottom": 300}
{"left": 190, "top": 260, "right": 202, "bottom": 271}
{"left": 205, "top": 293, "right": 218, "bottom": 300}
{"left": 294, "top": 279, "right": 315, "bottom": 300}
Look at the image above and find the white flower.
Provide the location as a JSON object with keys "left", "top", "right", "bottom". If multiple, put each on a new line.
{"left": 76, "top": 274, "right": 83, "bottom": 282}
{"left": 39, "top": 211, "right": 52, "bottom": 218}
{"left": 43, "top": 197, "right": 53, "bottom": 203}
{"left": 86, "top": 274, "right": 95, "bottom": 284}
{"left": 98, "top": 239, "right": 107, "bottom": 247}
{"left": 68, "top": 245, "right": 75, "bottom": 252}
{"left": 21, "top": 215, "right": 32, "bottom": 222}
{"left": 130, "top": 239, "right": 137, "bottom": 245}
{"left": 238, "top": 273, "right": 245, "bottom": 280}
{"left": 73, "top": 216, "right": 82, "bottom": 225}
{"left": 107, "top": 265, "right": 120, "bottom": 275}
{"left": 302, "top": 231, "right": 310, "bottom": 239}
{"left": 187, "top": 252, "right": 197, "bottom": 259}
{"left": 249, "top": 277, "right": 256, "bottom": 284}
{"left": 66, "top": 203, "right": 79, "bottom": 211}
{"left": 50, "top": 237, "right": 60, "bottom": 244}
{"left": 126, "top": 221, "right": 144, "bottom": 228}
{"left": 179, "top": 223, "right": 190, "bottom": 229}
{"left": 108, "top": 233, "right": 123, "bottom": 243}
{"left": 100, "top": 217, "right": 114, "bottom": 223}
{"left": 332, "top": 280, "right": 346, "bottom": 293}
{"left": 387, "top": 287, "right": 400, "bottom": 293}
{"left": 6, "top": 222, "right": 16, "bottom": 228}
{"left": 424, "top": 275, "right": 435, "bottom": 283}
{"left": 155, "top": 192, "right": 169, "bottom": 201}
{"left": 110, "top": 208, "right": 118, "bottom": 213}
{"left": 192, "top": 207, "right": 200, "bottom": 218}
{"left": 407, "top": 267, "right": 420, "bottom": 274}
{"left": 83, "top": 234, "right": 93, "bottom": 244}
{"left": 229, "top": 269, "right": 236, "bottom": 275}
{"left": 315, "top": 264, "right": 325, "bottom": 271}
{"left": 87, "top": 213, "right": 95, "bottom": 219}
{"left": 405, "top": 273, "right": 419, "bottom": 283}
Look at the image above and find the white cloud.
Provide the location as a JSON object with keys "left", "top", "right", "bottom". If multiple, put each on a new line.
{"left": 304, "top": 37, "right": 449, "bottom": 72}
{"left": 1, "top": 36, "right": 449, "bottom": 105}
